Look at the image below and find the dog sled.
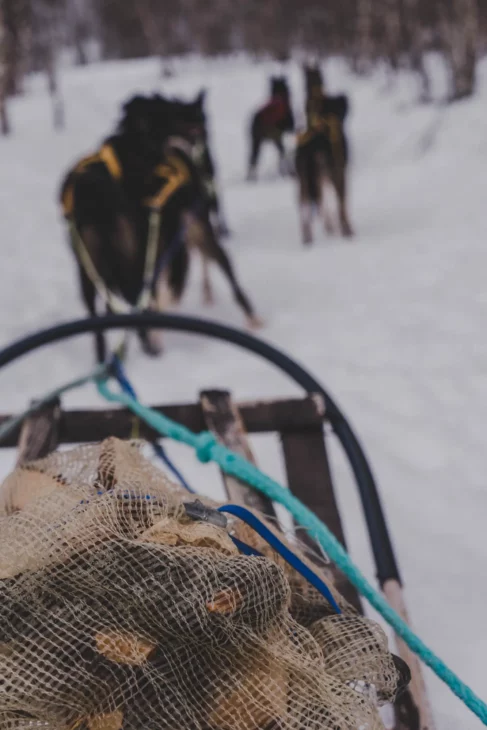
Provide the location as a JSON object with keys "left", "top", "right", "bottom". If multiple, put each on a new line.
{"left": 0, "top": 312, "right": 474, "bottom": 730}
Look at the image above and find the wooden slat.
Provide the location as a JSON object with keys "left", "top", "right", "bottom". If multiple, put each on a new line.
{"left": 280, "top": 419, "right": 362, "bottom": 613}
{"left": 281, "top": 423, "right": 423, "bottom": 729}
{"left": 16, "top": 398, "right": 62, "bottom": 466}
{"left": 0, "top": 396, "right": 326, "bottom": 448}
{"left": 199, "top": 389, "right": 276, "bottom": 517}
{"left": 384, "top": 580, "right": 435, "bottom": 730}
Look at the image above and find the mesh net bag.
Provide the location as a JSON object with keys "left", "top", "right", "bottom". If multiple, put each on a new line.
{"left": 0, "top": 438, "right": 409, "bottom": 730}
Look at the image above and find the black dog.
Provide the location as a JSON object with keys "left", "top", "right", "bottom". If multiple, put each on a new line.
{"left": 60, "top": 95, "right": 260, "bottom": 363}
{"left": 158, "top": 89, "right": 230, "bottom": 237}
{"left": 295, "top": 65, "right": 353, "bottom": 243}
{"left": 247, "top": 76, "right": 295, "bottom": 181}
{"left": 152, "top": 91, "right": 259, "bottom": 311}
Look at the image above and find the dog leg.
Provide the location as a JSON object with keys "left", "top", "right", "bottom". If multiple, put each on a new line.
{"left": 79, "top": 266, "right": 106, "bottom": 363}
{"left": 335, "top": 169, "right": 354, "bottom": 238}
{"left": 139, "top": 274, "right": 173, "bottom": 357}
{"left": 320, "top": 179, "right": 335, "bottom": 235}
{"left": 299, "top": 201, "right": 313, "bottom": 245}
{"left": 275, "top": 136, "right": 287, "bottom": 176}
{"left": 202, "top": 253, "right": 214, "bottom": 305}
{"left": 182, "top": 210, "right": 215, "bottom": 305}
{"left": 75, "top": 227, "right": 107, "bottom": 363}
{"left": 247, "top": 132, "right": 261, "bottom": 181}
{"left": 206, "top": 229, "right": 263, "bottom": 329}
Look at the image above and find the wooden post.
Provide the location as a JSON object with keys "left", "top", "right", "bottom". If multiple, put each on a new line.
{"left": 16, "top": 398, "right": 61, "bottom": 466}
{"left": 199, "top": 389, "right": 276, "bottom": 517}
{"left": 279, "top": 406, "right": 362, "bottom": 613}
{"left": 0, "top": 396, "right": 338, "bottom": 449}
{"left": 384, "top": 579, "right": 436, "bottom": 730}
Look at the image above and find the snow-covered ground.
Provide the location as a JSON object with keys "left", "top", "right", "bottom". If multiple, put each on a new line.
{"left": 1, "top": 53, "right": 487, "bottom": 728}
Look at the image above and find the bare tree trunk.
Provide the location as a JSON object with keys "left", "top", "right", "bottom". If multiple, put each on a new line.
{"left": 384, "top": 0, "right": 402, "bottom": 71}
{"left": 47, "top": 46, "right": 64, "bottom": 129}
{"left": 441, "top": 0, "right": 478, "bottom": 100}
{"left": 4, "top": 0, "right": 30, "bottom": 96}
{"left": 136, "top": 0, "right": 163, "bottom": 56}
{"left": 35, "top": 0, "right": 65, "bottom": 130}
{"left": 0, "top": 2, "right": 9, "bottom": 134}
{"left": 403, "top": 0, "right": 432, "bottom": 102}
{"left": 68, "top": 0, "right": 91, "bottom": 65}
{"left": 355, "top": 0, "right": 374, "bottom": 73}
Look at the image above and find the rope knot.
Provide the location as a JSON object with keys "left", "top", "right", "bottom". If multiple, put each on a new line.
{"left": 195, "top": 432, "right": 217, "bottom": 463}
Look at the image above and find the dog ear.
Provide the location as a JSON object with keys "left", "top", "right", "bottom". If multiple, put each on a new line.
{"left": 195, "top": 89, "right": 207, "bottom": 108}
{"left": 121, "top": 95, "right": 151, "bottom": 134}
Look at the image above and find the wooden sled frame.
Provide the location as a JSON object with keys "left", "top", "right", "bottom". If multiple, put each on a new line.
{"left": 1, "top": 388, "right": 429, "bottom": 730}
{"left": 0, "top": 314, "right": 435, "bottom": 730}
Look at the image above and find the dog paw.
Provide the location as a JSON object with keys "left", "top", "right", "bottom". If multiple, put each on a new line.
{"left": 246, "top": 315, "right": 265, "bottom": 331}
{"left": 141, "top": 332, "right": 164, "bottom": 357}
{"left": 324, "top": 221, "right": 335, "bottom": 235}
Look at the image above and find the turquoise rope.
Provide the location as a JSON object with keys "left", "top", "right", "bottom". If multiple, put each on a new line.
{"left": 97, "top": 376, "right": 487, "bottom": 726}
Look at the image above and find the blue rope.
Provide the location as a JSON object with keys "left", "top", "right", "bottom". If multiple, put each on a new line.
{"left": 110, "top": 356, "right": 194, "bottom": 492}
{"left": 219, "top": 504, "right": 341, "bottom": 613}
{"left": 229, "top": 535, "right": 263, "bottom": 556}
{"left": 152, "top": 441, "right": 195, "bottom": 493}
{"left": 96, "top": 374, "right": 487, "bottom": 725}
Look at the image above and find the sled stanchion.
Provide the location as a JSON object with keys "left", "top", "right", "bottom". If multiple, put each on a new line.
{"left": 280, "top": 419, "right": 363, "bottom": 613}
{"left": 199, "top": 389, "right": 276, "bottom": 518}
{"left": 16, "top": 398, "right": 61, "bottom": 465}
{"left": 0, "top": 314, "right": 435, "bottom": 728}
{"left": 384, "top": 579, "right": 436, "bottom": 730}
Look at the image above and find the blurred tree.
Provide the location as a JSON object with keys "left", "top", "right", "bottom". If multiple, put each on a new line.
{"left": 4, "top": 0, "right": 31, "bottom": 96}
{"left": 66, "top": 0, "right": 93, "bottom": 65}
{"left": 355, "top": 0, "right": 375, "bottom": 73}
{"left": 31, "top": 0, "right": 65, "bottom": 128}
{"left": 383, "top": 0, "right": 402, "bottom": 73}
{"left": 439, "top": 0, "right": 478, "bottom": 100}
{"left": 402, "top": 0, "right": 433, "bottom": 101}
{"left": 0, "top": 0, "right": 482, "bottom": 107}
{"left": 0, "top": 1, "right": 9, "bottom": 134}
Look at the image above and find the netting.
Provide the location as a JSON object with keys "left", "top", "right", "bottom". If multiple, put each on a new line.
{"left": 0, "top": 438, "right": 408, "bottom": 730}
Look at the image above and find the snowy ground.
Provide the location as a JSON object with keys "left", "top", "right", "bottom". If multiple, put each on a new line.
{"left": 1, "top": 53, "right": 487, "bottom": 728}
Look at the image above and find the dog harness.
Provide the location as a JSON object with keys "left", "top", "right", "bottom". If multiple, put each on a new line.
{"left": 144, "top": 154, "right": 191, "bottom": 210}
{"left": 61, "top": 144, "right": 123, "bottom": 219}
{"left": 63, "top": 144, "right": 192, "bottom": 315}
{"left": 259, "top": 95, "right": 289, "bottom": 128}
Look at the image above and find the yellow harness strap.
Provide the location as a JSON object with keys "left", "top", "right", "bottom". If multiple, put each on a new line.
{"left": 297, "top": 113, "right": 343, "bottom": 157}
{"left": 61, "top": 144, "right": 122, "bottom": 218}
{"left": 98, "top": 144, "right": 123, "bottom": 180}
{"left": 144, "top": 154, "right": 191, "bottom": 210}
{"left": 297, "top": 129, "right": 314, "bottom": 147}
{"left": 61, "top": 183, "right": 75, "bottom": 220}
